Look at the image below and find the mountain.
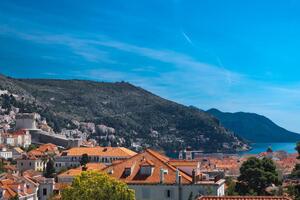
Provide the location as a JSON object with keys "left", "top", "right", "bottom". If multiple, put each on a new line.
{"left": 207, "top": 108, "right": 300, "bottom": 143}
{"left": 0, "top": 74, "right": 248, "bottom": 153}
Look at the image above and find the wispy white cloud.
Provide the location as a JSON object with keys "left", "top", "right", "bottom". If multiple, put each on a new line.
{"left": 181, "top": 31, "right": 193, "bottom": 45}
{"left": 1, "top": 25, "right": 300, "bottom": 132}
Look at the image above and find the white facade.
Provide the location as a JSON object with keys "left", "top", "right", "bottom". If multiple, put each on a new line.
{"left": 0, "top": 148, "right": 12, "bottom": 159}
{"left": 129, "top": 181, "right": 225, "bottom": 200}
{"left": 3, "top": 131, "right": 31, "bottom": 148}
{"left": 17, "top": 159, "right": 45, "bottom": 172}
{"left": 54, "top": 155, "right": 126, "bottom": 171}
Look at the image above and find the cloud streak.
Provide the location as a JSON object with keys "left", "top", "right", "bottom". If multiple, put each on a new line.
{"left": 1, "top": 25, "right": 300, "bottom": 132}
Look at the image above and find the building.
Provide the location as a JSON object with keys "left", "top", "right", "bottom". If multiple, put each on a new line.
{"left": 23, "top": 170, "right": 55, "bottom": 200}
{"left": 0, "top": 170, "right": 56, "bottom": 200}
{"left": 30, "top": 129, "right": 82, "bottom": 149}
{"left": 3, "top": 130, "right": 31, "bottom": 148}
{"left": 57, "top": 163, "right": 107, "bottom": 184}
{"left": 197, "top": 196, "right": 292, "bottom": 200}
{"left": 101, "top": 149, "right": 225, "bottom": 200}
{"left": 12, "top": 147, "right": 24, "bottom": 159}
{"left": 54, "top": 146, "right": 136, "bottom": 171}
{"left": 28, "top": 143, "right": 59, "bottom": 158}
{"left": 0, "top": 147, "right": 12, "bottom": 160}
{"left": 16, "top": 155, "right": 45, "bottom": 172}
{"left": 0, "top": 173, "right": 39, "bottom": 200}
{"left": 15, "top": 113, "right": 38, "bottom": 130}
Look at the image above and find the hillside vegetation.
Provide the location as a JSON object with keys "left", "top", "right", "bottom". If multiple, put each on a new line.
{"left": 207, "top": 108, "right": 300, "bottom": 143}
{"left": 0, "top": 75, "right": 247, "bottom": 152}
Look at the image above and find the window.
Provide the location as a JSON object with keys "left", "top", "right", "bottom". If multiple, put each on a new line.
{"left": 166, "top": 190, "right": 172, "bottom": 198}
{"left": 29, "top": 162, "right": 32, "bottom": 166}
{"left": 21, "top": 162, "right": 23, "bottom": 166}
{"left": 43, "top": 188, "right": 47, "bottom": 196}
{"left": 140, "top": 166, "right": 153, "bottom": 176}
{"left": 124, "top": 168, "right": 131, "bottom": 176}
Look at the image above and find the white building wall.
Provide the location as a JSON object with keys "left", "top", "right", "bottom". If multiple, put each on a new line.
{"left": 129, "top": 182, "right": 225, "bottom": 200}
{"left": 6, "top": 137, "right": 16, "bottom": 146}
{"left": 0, "top": 151, "right": 13, "bottom": 159}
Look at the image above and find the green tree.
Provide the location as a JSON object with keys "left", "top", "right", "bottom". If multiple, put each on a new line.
{"left": 26, "top": 144, "right": 37, "bottom": 152}
{"left": 289, "top": 142, "right": 300, "bottom": 200}
{"left": 296, "top": 141, "right": 300, "bottom": 158}
{"left": 0, "top": 159, "right": 6, "bottom": 173}
{"left": 8, "top": 195, "right": 19, "bottom": 200}
{"left": 235, "top": 157, "right": 279, "bottom": 195}
{"left": 61, "top": 171, "right": 135, "bottom": 200}
{"left": 44, "top": 159, "right": 56, "bottom": 178}
{"left": 225, "top": 177, "right": 238, "bottom": 196}
{"left": 80, "top": 154, "right": 89, "bottom": 167}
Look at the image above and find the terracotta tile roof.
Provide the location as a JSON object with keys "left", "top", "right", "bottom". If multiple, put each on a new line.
{"left": 3, "top": 165, "right": 17, "bottom": 171}
{"left": 58, "top": 163, "right": 107, "bottom": 178}
{"left": 55, "top": 182, "right": 70, "bottom": 190}
{"left": 22, "top": 170, "right": 42, "bottom": 178}
{"left": 102, "top": 149, "right": 192, "bottom": 184}
{"left": 0, "top": 173, "right": 38, "bottom": 199}
{"left": 198, "top": 196, "right": 292, "bottom": 200}
{"left": 63, "top": 146, "right": 137, "bottom": 157}
{"left": 37, "top": 143, "right": 58, "bottom": 152}
{"left": 58, "top": 169, "right": 82, "bottom": 177}
{"left": 169, "top": 160, "right": 199, "bottom": 167}
{"left": 28, "top": 149, "right": 44, "bottom": 157}
{"left": 18, "top": 154, "right": 39, "bottom": 160}
{"left": 140, "top": 158, "right": 155, "bottom": 166}
{"left": 10, "top": 129, "right": 28, "bottom": 136}
{"left": 28, "top": 143, "right": 59, "bottom": 157}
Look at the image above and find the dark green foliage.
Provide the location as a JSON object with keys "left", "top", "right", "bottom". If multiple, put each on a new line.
{"left": 287, "top": 184, "right": 300, "bottom": 200}
{"left": 44, "top": 159, "right": 56, "bottom": 178}
{"left": 235, "top": 157, "right": 280, "bottom": 195}
{"left": 188, "top": 192, "right": 193, "bottom": 200}
{"left": 225, "top": 177, "right": 238, "bottom": 196}
{"left": 0, "top": 160, "right": 6, "bottom": 173}
{"left": 289, "top": 142, "right": 300, "bottom": 199}
{"left": 80, "top": 154, "right": 89, "bottom": 167}
{"left": 0, "top": 75, "right": 246, "bottom": 152}
{"left": 296, "top": 141, "right": 300, "bottom": 158}
{"left": 8, "top": 195, "right": 19, "bottom": 200}
{"left": 207, "top": 108, "right": 300, "bottom": 142}
{"left": 26, "top": 144, "right": 37, "bottom": 152}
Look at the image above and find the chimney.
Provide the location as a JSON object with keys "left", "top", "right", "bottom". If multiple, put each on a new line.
{"left": 159, "top": 168, "right": 169, "bottom": 184}
{"left": 178, "top": 175, "right": 182, "bottom": 185}
{"left": 175, "top": 168, "right": 180, "bottom": 184}
{"left": 23, "top": 184, "right": 27, "bottom": 194}
{"left": 192, "top": 169, "right": 196, "bottom": 184}
{"left": 160, "top": 168, "right": 164, "bottom": 184}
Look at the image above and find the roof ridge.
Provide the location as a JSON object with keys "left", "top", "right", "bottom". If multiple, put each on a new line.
{"left": 145, "top": 149, "right": 192, "bottom": 182}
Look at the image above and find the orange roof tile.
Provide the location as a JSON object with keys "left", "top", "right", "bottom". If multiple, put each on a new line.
{"left": 169, "top": 160, "right": 199, "bottom": 167}
{"left": 102, "top": 149, "right": 192, "bottom": 184}
{"left": 64, "top": 147, "right": 136, "bottom": 157}
{"left": 58, "top": 163, "right": 107, "bottom": 178}
{"left": 10, "top": 129, "right": 28, "bottom": 136}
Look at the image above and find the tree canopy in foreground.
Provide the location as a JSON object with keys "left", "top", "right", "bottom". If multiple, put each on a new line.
{"left": 235, "top": 157, "right": 280, "bottom": 195}
{"left": 61, "top": 171, "right": 135, "bottom": 200}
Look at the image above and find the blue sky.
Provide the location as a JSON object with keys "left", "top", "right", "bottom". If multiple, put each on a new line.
{"left": 1, "top": 0, "right": 300, "bottom": 132}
